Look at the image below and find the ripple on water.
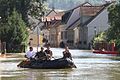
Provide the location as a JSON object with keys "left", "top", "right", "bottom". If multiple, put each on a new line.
{"left": 1, "top": 48, "right": 120, "bottom": 80}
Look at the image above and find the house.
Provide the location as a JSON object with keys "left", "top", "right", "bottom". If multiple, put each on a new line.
{"left": 61, "top": 2, "right": 113, "bottom": 49}
{"left": 27, "top": 15, "right": 45, "bottom": 51}
{"left": 42, "top": 9, "right": 65, "bottom": 47}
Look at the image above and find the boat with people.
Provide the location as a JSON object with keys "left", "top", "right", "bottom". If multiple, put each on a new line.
{"left": 18, "top": 46, "right": 76, "bottom": 69}
{"left": 17, "top": 58, "right": 76, "bottom": 69}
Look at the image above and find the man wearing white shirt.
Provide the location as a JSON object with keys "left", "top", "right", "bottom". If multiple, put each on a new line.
{"left": 25, "top": 47, "right": 36, "bottom": 59}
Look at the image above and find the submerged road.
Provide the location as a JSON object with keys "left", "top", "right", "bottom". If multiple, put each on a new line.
{"left": 0, "top": 48, "right": 120, "bottom": 80}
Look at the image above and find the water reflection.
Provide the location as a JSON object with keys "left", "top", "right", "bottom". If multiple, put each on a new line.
{"left": 22, "top": 69, "right": 75, "bottom": 80}
{"left": 1, "top": 48, "right": 120, "bottom": 80}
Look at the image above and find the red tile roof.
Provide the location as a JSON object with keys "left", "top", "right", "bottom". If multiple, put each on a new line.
{"left": 80, "top": 6, "right": 104, "bottom": 16}
{"left": 42, "top": 12, "right": 64, "bottom": 22}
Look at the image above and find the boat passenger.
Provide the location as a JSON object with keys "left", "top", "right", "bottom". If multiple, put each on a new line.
{"left": 25, "top": 47, "right": 36, "bottom": 60}
{"left": 62, "top": 46, "right": 72, "bottom": 60}
{"left": 35, "top": 47, "right": 47, "bottom": 60}
{"left": 44, "top": 45, "right": 53, "bottom": 60}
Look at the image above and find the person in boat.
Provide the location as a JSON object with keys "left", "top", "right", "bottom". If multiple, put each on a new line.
{"left": 62, "top": 46, "right": 72, "bottom": 60}
{"left": 25, "top": 47, "right": 36, "bottom": 60}
{"left": 44, "top": 45, "right": 53, "bottom": 60}
{"left": 35, "top": 47, "right": 47, "bottom": 60}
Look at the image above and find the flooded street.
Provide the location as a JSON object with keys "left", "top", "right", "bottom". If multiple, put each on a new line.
{"left": 0, "top": 48, "right": 120, "bottom": 80}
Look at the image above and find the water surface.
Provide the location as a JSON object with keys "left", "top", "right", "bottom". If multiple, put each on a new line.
{"left": 0, "top": 48, "right": 120, "bottom": 80}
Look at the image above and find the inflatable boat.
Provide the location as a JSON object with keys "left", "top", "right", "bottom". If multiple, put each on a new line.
{"left": 17, "top": 58, "right": 76, "bottom": 69}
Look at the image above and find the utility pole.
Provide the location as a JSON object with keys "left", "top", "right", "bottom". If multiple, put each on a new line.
{"left": 37, "top": 26, "right": 39, "bottom": 52}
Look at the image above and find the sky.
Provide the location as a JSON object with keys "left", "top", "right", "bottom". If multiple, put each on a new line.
{"left": 46, "top": 0, "right": 113, "bottom": 10}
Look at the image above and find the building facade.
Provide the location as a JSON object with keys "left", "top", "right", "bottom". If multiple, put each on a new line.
{"left": 42, "top": 9, "right": 65, "bottom": 47}
{"left": 41, "top": 2, "right": 114, "bottom": 49}
{"left": 61, "top": 2, "right": 112, "bottom": 49}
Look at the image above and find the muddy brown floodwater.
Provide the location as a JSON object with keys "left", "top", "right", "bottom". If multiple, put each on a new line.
{"left": 0, "top": 48, "right": 120, "bottom": 80}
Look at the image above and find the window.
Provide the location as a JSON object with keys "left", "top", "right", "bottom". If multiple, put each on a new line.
{"left": 64, "top": 31, "right": 67, "bottom": 39}
{"left": 84, "top": 41, "right": 87, "bottom": 45}
{"left": 61, "top": 31, "right": 67, "bottom": 40}
{"left": 61, "top": 32, "right": 63, "bottom": 39}
{"left": 79, "top": 41, "right": 82, "bottom": 44}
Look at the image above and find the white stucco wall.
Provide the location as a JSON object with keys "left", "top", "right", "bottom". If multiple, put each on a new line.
{"left": 67, "top": 30, "right": 74, "bottom": 40}
{"left": 47, "top": 11, "right": 57, "bottom": 17}
{"left": 74, "top": 27, "right": 79, "bottom": 44}
{"left": 87, "top": 8, "right": 110, "bottom": 43}
{"left": 60, "top": 24, "right": 68, "bottom": 42}
{"left": 42, "top": 29, "right": 49, "bottom": 40}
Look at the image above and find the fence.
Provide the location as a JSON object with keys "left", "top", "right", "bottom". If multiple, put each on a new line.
{"left": 94, "top": 42, "right": 115, "bottom": 51}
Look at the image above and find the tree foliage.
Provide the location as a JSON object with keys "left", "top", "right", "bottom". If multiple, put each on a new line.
{"left": 0, "top": 0, "right": 47, "bottom": 25}
{"left": 106, "top": 1, "right": 120, "bottom": 51}
{"left": 92, "top": 1, "right": 120, "bottom": 51}
{"left": 0, "top": 0, "right": 47, "bottom": 52}
{"left": 0, "top": 9, "right": 28, "bottom": 52}
{"left": 107, "top": 2, "right": 120, "bottom": 40}
{"left": 29, "top": 0, "right": 47, "bottom": 19}
{"left": 93, "top": 32, "right": 107, "bottom": 43}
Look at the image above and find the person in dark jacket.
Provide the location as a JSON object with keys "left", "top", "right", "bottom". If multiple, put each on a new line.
{"left": 44, "top": 46, "right": 53, "bottom": 60}
{"left": 62, "top": 46, "right": 72, "bottom": 60}
{"left": 35, "top": 47, "right": 47, "bottom": 60}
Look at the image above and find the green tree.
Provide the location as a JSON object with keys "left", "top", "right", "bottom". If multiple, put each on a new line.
{"left": 106, "top": 1, "right": 120, "bottom": 51}
{"left": 0, "top": 9, "right": 28, "bottom": 53}
{"left": 0, "top": 0, "right": 48, "bottom": 53}
{"left": 29, "top": 0, "right": 47, "bottom": 19}
{"left": 93, "top": 32, "right": 107, "bottom": 43}
{"left": 0, "top": 0, "right": 47, "bottom": 25}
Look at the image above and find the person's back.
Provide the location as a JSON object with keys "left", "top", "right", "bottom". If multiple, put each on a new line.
{"left": 25, "top": 47, "right": 36, "bottom": 60}
{"left": 44, "top": 46, "right": 53, "bottom": 60}
{"left": 63, "top": 46, "right": 72, "bottom": 60}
